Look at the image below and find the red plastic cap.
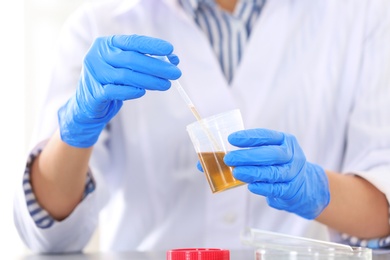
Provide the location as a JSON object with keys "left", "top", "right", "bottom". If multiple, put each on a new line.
{"left": 167, "top": 248, "right": 230, "bottom": 260}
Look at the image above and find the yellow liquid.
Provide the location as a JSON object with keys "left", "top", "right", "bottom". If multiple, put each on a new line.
{"left": 190, "top": 105, "right": 202, "bottom": 121}
{"left": 198, "top": 152, "right": 245, "bottom": 193}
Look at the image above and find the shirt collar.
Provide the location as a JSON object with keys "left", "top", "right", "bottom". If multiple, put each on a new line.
{"left": 179, "top": 0, "right": 265, "bottom": 16}
{"left": 178, "top": 0, "right": 217, "bottom": 16}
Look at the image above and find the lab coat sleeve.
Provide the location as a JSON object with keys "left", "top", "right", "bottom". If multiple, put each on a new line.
{"left": 19, "top": 144, "right": 96, "bottom": 230}
{"left": 13, "top": 3, "right": 112, "bottom": 253}
{"left": 13, "top": 141, "right": 100, "bottom": 253}
{"left": 332, "top": 0, "right": 390, "bottom": 248}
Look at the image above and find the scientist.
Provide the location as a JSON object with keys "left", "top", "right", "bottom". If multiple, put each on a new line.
{"left": 14, "top": 0, "right": 390, "bottom": 253}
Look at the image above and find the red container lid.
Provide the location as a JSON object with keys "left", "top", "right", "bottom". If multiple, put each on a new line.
{"left": 167, "top": 248, "right": 230, "bottom": 260}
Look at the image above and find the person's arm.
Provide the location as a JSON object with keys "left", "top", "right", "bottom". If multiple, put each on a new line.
{"left": 314, "top": 0, "right": 390, "bottom": 243}
{"left": 317, "top": 171, "right": 390, "bottom": 239}
{"left": 315, "top": 0, "right": 390, "bottom": 242}
{"left": 30, "top": 129, "right": 92, "bottom": 220}
{"left": 224, "top": 128, "right": 390, "bottom": 241}
{"left": 29, "top": 35, "right": 182, "bottom": 221}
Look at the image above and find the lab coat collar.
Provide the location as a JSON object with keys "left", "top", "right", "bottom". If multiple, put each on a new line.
{"left": 179, "top": 0, "right": 267, "bottom": 17}
{"left": 113, "top": 0, "right": 140, "bottom": 16}
{"left": 112, "top": 0, "right": 267, "bottom": 19}
{"left": 112, "top": 0, "right": 198, "bottom": 36}
{"left": 113, "top": 0, "right": 184, "bottom": 16}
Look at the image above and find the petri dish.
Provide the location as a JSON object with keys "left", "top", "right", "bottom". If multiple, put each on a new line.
{"left": 241, "top": 228, "right": 372, "bottom": 260}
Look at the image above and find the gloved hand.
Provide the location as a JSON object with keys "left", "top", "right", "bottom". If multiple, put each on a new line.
{"left": 58, "top": 35, "right": 182, "bottom": 148}
{"left": 224, "top": 128, "right": 330, "bottom": 220}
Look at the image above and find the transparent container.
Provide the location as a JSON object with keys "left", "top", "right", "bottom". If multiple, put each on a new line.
{"left": 186, "top": 109, "right": 245, "bottom": 193}
{"left": 240, "top": 228, "right": 372, "bottom": 260}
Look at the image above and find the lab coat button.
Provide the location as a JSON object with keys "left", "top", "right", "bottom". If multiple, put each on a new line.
{"left": 223, "top": 212, "right": 237, "bottom": 224}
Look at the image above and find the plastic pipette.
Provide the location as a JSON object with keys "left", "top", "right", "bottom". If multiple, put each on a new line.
{"left": 157, "top": 55, "right": 221, "bottom": 150}
{"left": 170, "top": 80, "right": 202, "bottom": 121}
{"left": 157, "top": 55, "right": 202, "bottom": 121}
{"left": 171, "top": 78, "right": 222, "bottom": 152}
{"left": 159, "top": 56, "right": 224, "bottom": 151}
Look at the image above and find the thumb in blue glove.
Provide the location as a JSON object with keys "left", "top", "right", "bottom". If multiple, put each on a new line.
{"left": 58, "top": 34, "right": 182, "bottom": 148}
{"left": 224, "top": 128, "right": 330, "bottom": 220}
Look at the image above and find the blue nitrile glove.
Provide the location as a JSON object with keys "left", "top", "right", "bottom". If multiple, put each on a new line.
{"left": 224, "top": 128, "right": 330, "bottom": 220}
{"left": 58, "top": 35, "right": 182, "bottom": 148}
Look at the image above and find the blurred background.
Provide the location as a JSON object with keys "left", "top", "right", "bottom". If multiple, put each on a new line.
{"left": 0, "top": 0, "right": 100, "bottom": 257}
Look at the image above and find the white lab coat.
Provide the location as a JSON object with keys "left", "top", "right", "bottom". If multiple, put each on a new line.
{"left": 14, "top": 0, "right": 390, "bottom": 253}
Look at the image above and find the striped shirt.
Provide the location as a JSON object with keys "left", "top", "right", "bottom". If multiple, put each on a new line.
{"left": 22, "top": 0, "right": 390, "bottom": 250}
{"left": 23, "top": 0, "right": 266, "bottom": 231}
{"left": 179, "top": 0, "right": 266, "bottom": 82}
{"left": 24, "top": 147, "right": 95, "bottom": 229}
{"left": 23, "top": 150, "right": 55, "bottom": 229}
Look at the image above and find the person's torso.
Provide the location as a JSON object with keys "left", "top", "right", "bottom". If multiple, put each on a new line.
{"left": 79, "top": 0, "right": 367, "bottom": 251}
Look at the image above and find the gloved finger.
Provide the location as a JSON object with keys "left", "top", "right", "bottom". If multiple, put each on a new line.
{"left": 232, "top": 165, "right": 294, "bottom": 183}
{"left": 103, "top": 84, "right": 146, "bottom": 101}
{"left": 83, "top": 63, "right": 171, "bottom": 92}
{"left": 167, "top": 53, "right": 180, "bottom": 65}
{"left": 224, "top": 146, "right": 292, "bottom": 166}
{"left": 110, "top": 34, "right": 174, "bottom": 55}
{"left": 228, "top": 128, "right": 284, "bottom": 147}
{"left": 247, "top": 181, "right": 302, "bottom": 200}
{"left": 105, "top": 50, "right": 182, "bottom": 80}
{"left": 196, "top": 161, "right": 204, "bottom": 172}
{"left": 112, "top": 68, "right": 173, "bottom": 91}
